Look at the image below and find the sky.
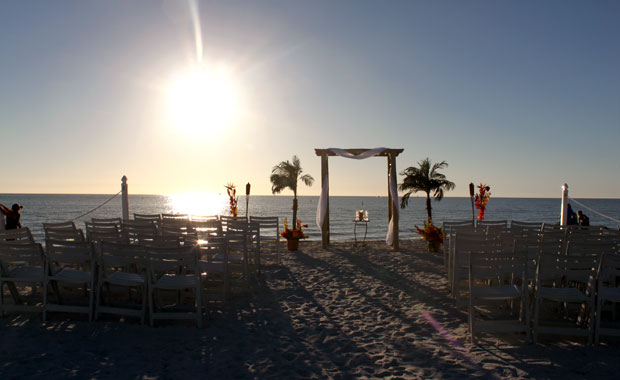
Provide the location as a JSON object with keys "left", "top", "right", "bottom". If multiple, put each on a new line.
{"left": 1, "top": 1, "right": 619, "bottom": 198}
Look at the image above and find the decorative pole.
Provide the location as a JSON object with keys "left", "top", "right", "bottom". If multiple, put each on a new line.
{"left": 560, "top": 183, "right": 568, "bottom": 226}
{"left": 245, "top": 182, "right": 251, "bottom": 219}
{"left": 469, "top": 182, "right": 475, "bottom": 227}
{"left": 121, "top": 175, "right": 129, "bottom": 221}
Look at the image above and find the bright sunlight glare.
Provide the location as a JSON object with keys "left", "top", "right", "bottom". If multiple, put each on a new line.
{"left": 166, "top": 192, "right": 228, "bottom": 216}
{"left": 167, "top": 64, "right": 239, "bottom": 136}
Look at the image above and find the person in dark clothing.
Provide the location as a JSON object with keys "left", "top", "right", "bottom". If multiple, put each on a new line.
{"left": 0, "top": 203, "right": 23, "bottom": 230}
{"left": 566, "top": 203, "right": 578, "bottom": 225}
{"left": 578, "top": 210, "right": 590, "bottom": 226}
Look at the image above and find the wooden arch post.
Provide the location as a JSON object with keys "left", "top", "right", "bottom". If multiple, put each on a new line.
{"left": 314, "top": 148, "right": 403, "bottom": 250}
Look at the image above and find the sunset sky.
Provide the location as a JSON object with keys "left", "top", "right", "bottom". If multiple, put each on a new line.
{"left": 1, "top": 1, "right": 619, "bottom": 198}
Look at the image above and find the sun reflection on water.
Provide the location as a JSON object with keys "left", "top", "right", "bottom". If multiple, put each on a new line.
{"left": 166, "top": 192, "right": 227, "bottom": 217}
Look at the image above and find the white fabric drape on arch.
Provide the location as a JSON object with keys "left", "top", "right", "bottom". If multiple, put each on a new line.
{"left": 315, "top": 148, "right": 399, "bottom": 245}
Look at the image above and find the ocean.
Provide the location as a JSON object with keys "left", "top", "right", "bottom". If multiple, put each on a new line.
{"left": 1, "top": 193, "right": 619, "bottom": 244}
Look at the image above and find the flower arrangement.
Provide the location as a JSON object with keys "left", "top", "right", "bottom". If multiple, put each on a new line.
{"left": 225, "top": 183, "right": 238, "bottom": 217}
{"left": 474, "top": 184, "right": 491, "bottom": 220}
{"left": 280, "top": 218, "right": 308, "bottom": 240}
{"left": 414, "top": 219, "right": 444, "bottom": 242}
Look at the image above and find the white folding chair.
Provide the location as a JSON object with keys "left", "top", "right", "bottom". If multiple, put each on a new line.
{"left": 595, "top": 253, "right": 620, "bottom": 344}
{"left": 147, "top": 246, "right": 203, "bottom": 327}
{"left": 43, "top": 240, "right": 96, "bottom": 321}
{"left": 198, "top": 237, "right": 229, "bottom": 302}
{"left": 452, "top": 232, "right": 499, "bottom": 307}
{"left": 94, "top": 242, "right": 148, "bottom": 323}
{"left": 533, "top": 253, "right": 598, "bottom": 344}
{"left": 0, "top": 243, "right": 46, "bottom": 318}
{"left": 468, "top": 249, "right": 530, "bottom": 343}
{"left": 249, "top": 216, "right": 280, "bottom": 265}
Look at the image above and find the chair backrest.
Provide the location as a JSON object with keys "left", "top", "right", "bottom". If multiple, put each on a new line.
{"left": 45, "top": 239, "right": 94, "bottom": 271}
{"left": 160, "top": 220, "right": 197, "bottom": 246}
{"left": 197, "top": 236, "right": 228, "bottom": 262}
{"left": 191, "top": 219, "right": 222, "bottom": 239}
{"left": 0, "top": 242, "right": 45, "bottom": 271}
{"left": 87, "top": 229, "right": 129, "bottom": 245}
{"left": 190, "top": 215, "right": 219, "bottom": 222}
{"left": 443, "top": 220, "right": 475, "bottom": 240}
{"left": 536, "top": 253, "right": 598, "bottom": 286}
{"left": 470, "top": 250, "right": 526, "bottom": 282}
{"left": 454, "top": 232, "right": 499, "bottom": 268}
{"left": 598, "top": 253, "right": 620, "bottom": 288}
{"left": 98, "top": 242, "right": 147, "bottom": 273}
{"left": 85, "top": 221, "right": 121, "bottom": 233}
{"left": 249, "top": 216, "right": 279, "bottom": 241}
{"left": 566, "top": 240, "right": 616, "bottom": 258}
{"left": 510, "top": 220, "right": 544, "bottom": 231}
{"left": 249, "top": 216, "right": 279, "bottom": 229}
{"left": 44, "top": 221, "right": 85, "bottom": 242}
{"left": 122, "top": 220, "right": 159, "bottom": 244}
{"left": 43, "top": 221, "right": 77, "bottom": 230}
{"left": 133, "top": 213, "right": 161, "bottom": 221}
{"left": 220, "top": 215, "right": 248, "bottom": 231}
{"left": 91, "top": 217, "right": 123, "bottom": 225}
{"left": 514, "top": 236, "right": 542, "bottom": 280}
{"left": 161, "top": 213, "right": 189, "bottom": 221}
{"left": 0, "top": 227, "right": 35, "bottom": 244}
{"left": 147, "top": 246, "right": 199, "bottom": 281}
{"left": 485, "top": 224, "right": 511, "bottom": 235}
{"left": 477, "top": 220, "right": 508, "bottom": 227}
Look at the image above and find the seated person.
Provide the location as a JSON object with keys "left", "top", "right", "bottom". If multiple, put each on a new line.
{"left": 577, "top": 210, "right": 590, "bottom": 226}
{"left": 567, "top": 203, "right": 578, "bottom": 225}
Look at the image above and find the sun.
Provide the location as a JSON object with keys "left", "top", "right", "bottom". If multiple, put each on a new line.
{"left": 166, "top": 64, "right": 239, "bottom": 136}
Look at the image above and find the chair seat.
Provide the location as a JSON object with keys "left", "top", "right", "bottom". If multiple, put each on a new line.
{"left": 154, "top": 274, "right": 199, "bottom": 290}
{"left": 51, "top": 269, "right": 93, "bottom": 283}
{"left": 537, "top": 287, "right": 589, "bottom": 303}
{"left": 472, "top": 285, "right": 522, "bottom": 300}
{"left": 104, "top": 272, "right": 145, "bottom": 287}
{"left": 599, "top": 287, "right": 620, "bottom": 302}
{"left": 2, "top": 266, "right": 44, "bottom": 281}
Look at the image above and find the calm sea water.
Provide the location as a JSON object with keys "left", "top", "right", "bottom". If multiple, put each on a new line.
{"left": 1, "top": 194, "right": 619, "bottom": 244}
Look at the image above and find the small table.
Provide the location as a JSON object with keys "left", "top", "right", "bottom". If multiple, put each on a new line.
{"left": 354, "top": 220, "right": 368, "bottom": 244}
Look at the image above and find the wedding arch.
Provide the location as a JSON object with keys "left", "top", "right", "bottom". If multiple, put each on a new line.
{"left": 315, "top": 148, "right": 404, "bottom": 249}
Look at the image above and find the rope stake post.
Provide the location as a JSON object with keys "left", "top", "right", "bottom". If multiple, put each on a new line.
{"left": 560, "top": 183, "right": 568, "bottom": 226}
{"left": 122, "top": 176, "right": 129, "bottom": 221}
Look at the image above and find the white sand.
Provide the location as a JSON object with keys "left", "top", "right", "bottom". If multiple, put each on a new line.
{"left": 1, "top": 240, "right": 618, "bottom": 379}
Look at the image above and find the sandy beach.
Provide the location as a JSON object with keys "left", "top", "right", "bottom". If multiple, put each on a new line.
{"left": 1, "top": 239, "right": 618, "bottom": 379}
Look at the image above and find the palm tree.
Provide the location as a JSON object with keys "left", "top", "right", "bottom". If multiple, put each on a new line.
{"left": 399, "top": 158, "right": 455, "bottom": 221}
{"left": 270, "top": 155, "right": 314, "bottom": 226}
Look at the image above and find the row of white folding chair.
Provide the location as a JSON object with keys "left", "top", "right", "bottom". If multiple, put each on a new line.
{"left": 470, "top": 237, "right": 615, "bottom": 344}
{"left": 0, "top": 240, "right": 95, "bottom": 321}
{"left": 0, "top": 240, "right": 205, "bottom": 326}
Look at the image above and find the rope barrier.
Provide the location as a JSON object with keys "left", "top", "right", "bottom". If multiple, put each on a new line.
{"left": 568, "top": 197, "right": 620, "bottom": 224}
{"left": 71, "top": 191, "right": 122, "bottom": 221}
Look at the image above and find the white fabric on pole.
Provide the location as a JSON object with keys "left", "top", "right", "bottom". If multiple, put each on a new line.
{"left": 327, "top": 147, "right": 388, "bottom": 160}
{"left": 316, "top": 175, "right": 329, "bottom": 230}
{"left": 386, "top": 170, "right": 399, "bottom": 245}
{"left": 316, "top": 148, "right": 391, "bottom": 232}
